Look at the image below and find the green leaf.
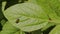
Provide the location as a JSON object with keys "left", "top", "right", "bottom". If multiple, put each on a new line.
{"left": 4, "top": 2, "right": 48, "bottom": 21}
{"left": 2, "top": 1, "right": 7, "bottom": 11}
{"left": 14, "top": 31, "right": 20, "bottom": 34}
{"left": 49, "top": 25, "right": 60, "bottom": 34}
{"left": 0, "top": 1, "right": 5, "bottom": 21}
{"left": 0, "top": 21, "right": 19, "bottom": 34}
{"left": 31, "top": 29, "right": 43, "bottom": 34}
{"left": 14, "top": 30, "right": 25, "bottom": 34}
{"left": 4, "top": 2, "right": 48, "bottom": 32}
{"left": 19, "top": 22, "right": 48, "bottom": 32}
{"left": 36, "top": 0, "right": 59, "bottom": 20}
{"left": 36, "top": 0, "right": 60, "bottom": 20}
{"left": 46, "top": 0, "right": 60, "bottom": 17}
{"left": 28, "top": 0, "right": 37, "bottom": 4}
{"left": 33, "top": 0, "right": 60, "bottom": 24}
{"left": 41, "top": 22, "right": 55, "bottom": 31}
{"left": 0, "top": 19, "right": 6, "bottom": 26}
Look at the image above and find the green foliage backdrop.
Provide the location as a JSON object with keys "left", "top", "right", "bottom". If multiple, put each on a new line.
{"left": 0, "top": 0, "right": 60, "bottom": 34}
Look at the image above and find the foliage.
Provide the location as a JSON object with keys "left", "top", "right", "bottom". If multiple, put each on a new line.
{"left": 0, "top": 0, "right": 60, "bottom": 34}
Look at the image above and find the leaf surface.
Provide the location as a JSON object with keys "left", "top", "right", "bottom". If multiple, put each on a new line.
{"left": 49, "top": 25, "right": 60, "bottom": 34}
{"left": 4, "top": 3, "right": 48, "bottom": 32}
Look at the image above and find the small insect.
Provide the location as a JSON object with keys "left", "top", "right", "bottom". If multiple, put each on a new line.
{"left": 16, "top": 19, "right": 19, "bottom": 23}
